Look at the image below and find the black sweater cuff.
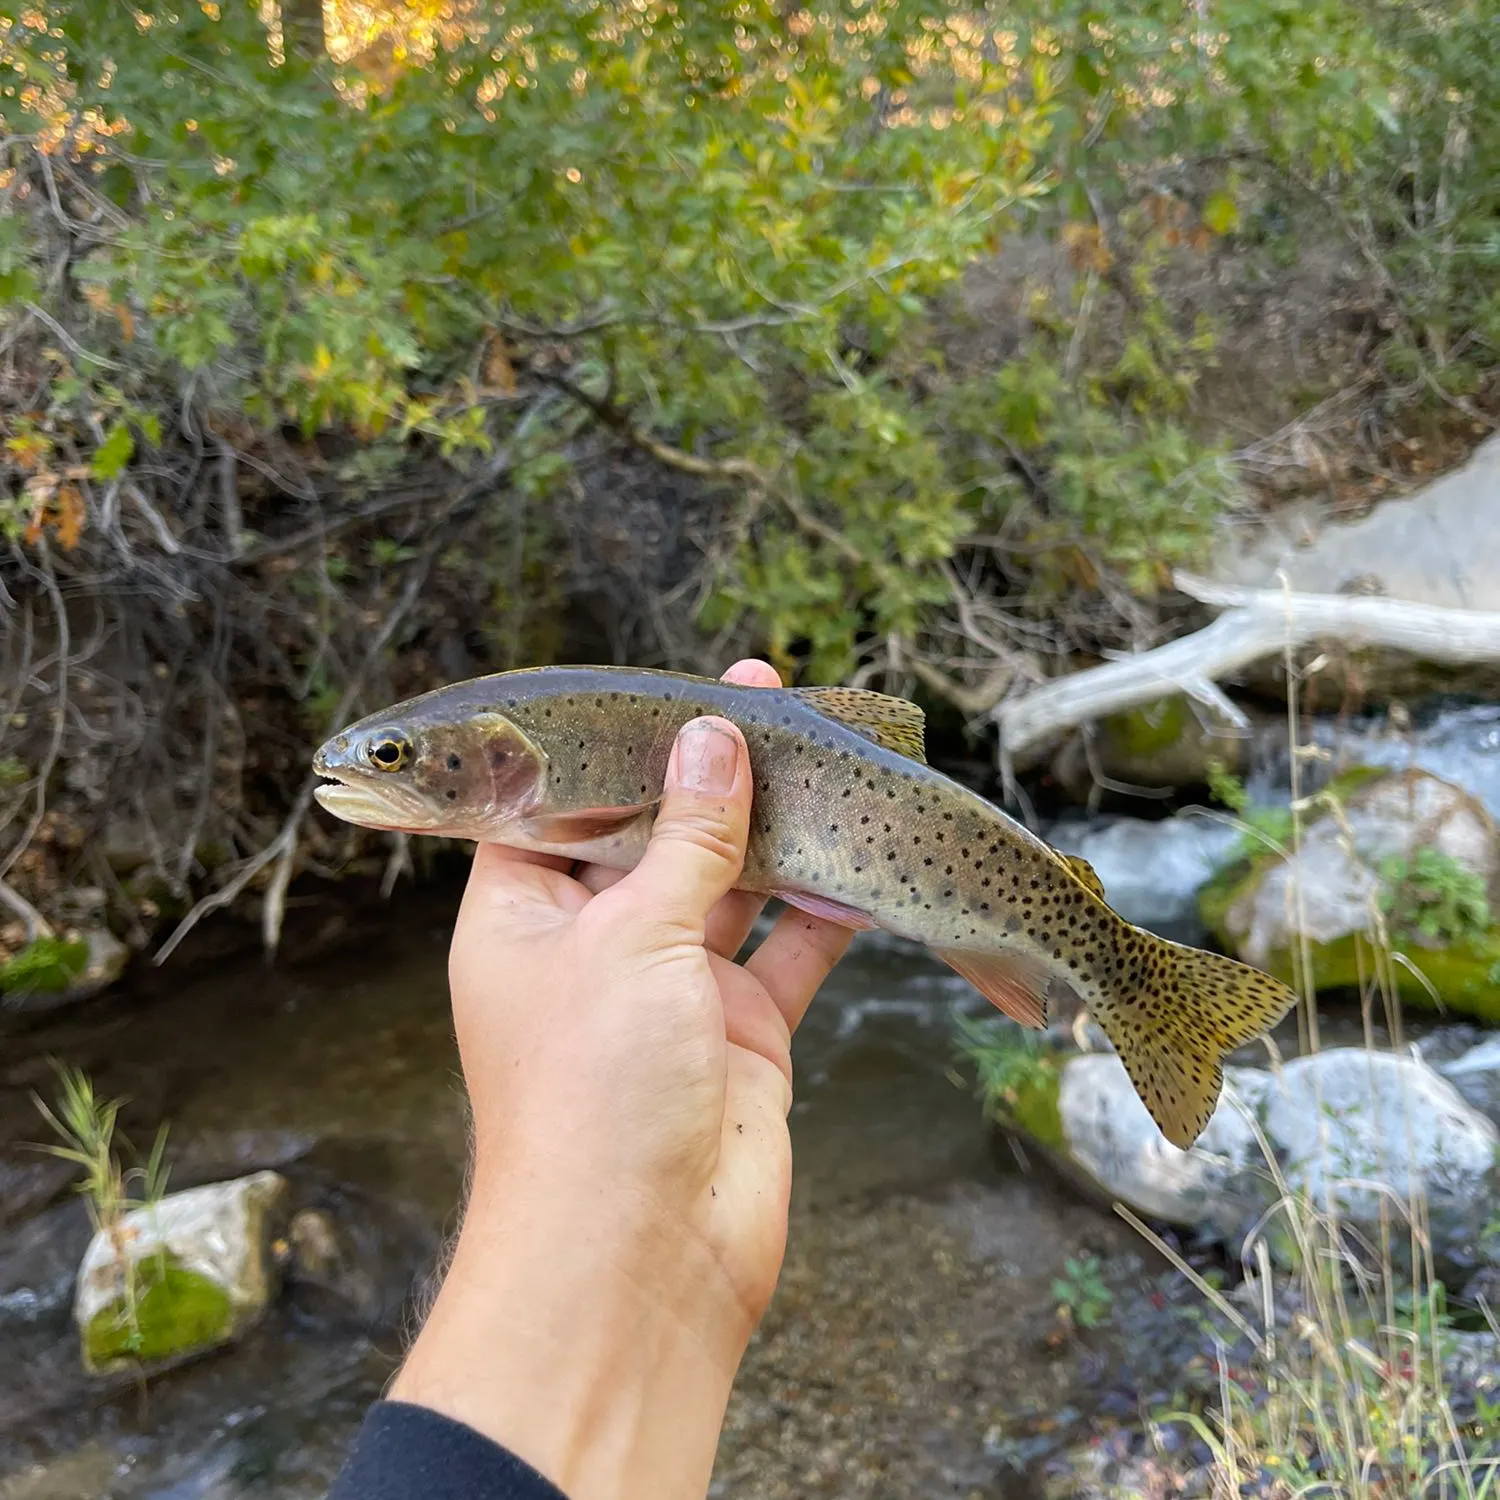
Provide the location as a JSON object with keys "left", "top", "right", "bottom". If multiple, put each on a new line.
{"left": 327, "top": 1399, "right": 570, "bottom": 1500}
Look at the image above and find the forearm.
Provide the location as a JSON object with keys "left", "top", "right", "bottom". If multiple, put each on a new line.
{"left": 388, "top": 1172, "right": 749, "bottom": 1500}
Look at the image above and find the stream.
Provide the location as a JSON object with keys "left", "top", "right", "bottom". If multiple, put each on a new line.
{"left": 6, "top": 702, "right": 1496, "bottom": 1499}
{"left": 0, "top": 877, "right": 1179, "bottom": 1500}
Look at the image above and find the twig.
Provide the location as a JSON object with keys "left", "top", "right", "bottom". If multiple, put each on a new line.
{"left": 0, "top": 879, "right": 53, "bottom": 941}
{"left": 153, "top": 508, "right": 457, "bottom": 964}
{"left": 0, "top": 548, "right": 69, "bottom": 885}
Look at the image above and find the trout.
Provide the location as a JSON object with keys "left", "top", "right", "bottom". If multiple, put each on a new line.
{"left": 312, "top": 665, "right": 1295, "bottom": 1149}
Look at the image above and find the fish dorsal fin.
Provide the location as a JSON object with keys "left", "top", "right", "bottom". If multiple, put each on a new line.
{"left": 791, "top": 686, "right": 927, "bottom": 764}
{"left": 1059, "top": 853, "right": 1107, "bottom": 901}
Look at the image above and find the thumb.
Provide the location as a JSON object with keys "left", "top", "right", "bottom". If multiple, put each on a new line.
{"left": 612, "top": 716, "right": 752, "bottom": 942}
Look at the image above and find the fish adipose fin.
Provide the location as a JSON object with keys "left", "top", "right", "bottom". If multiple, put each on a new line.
{"left": 773, "top": 889, "right": 879, "bottom": 931}
{"left": 1089, "top": 936, "right": 1297, "bottom": 1151}
{"left": 936, "top": 947, "right": 1050, "bottom": 1029}
{"left": 791, "top": 686, "right": 927, "bottom": 764}
{"left": 1058, "top": 853, "right": 1107, "bottom": 901}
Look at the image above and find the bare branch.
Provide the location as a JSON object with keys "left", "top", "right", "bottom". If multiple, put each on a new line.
{"left": 994, "top": 570, "right": 1500, "bottom": 766}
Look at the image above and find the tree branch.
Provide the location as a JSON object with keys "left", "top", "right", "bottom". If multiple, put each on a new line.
{"left": 993, "top": 570, "right": 1500, "bottom": 767}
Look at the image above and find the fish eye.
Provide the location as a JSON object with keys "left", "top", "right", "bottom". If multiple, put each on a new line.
{"left": 365, "top": 732, "right": 412, "bottom": 773}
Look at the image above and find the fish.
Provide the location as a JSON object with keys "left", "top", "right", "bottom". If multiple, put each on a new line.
{"left": 312, "top": 665, "right": 1296, "bottom": 1149}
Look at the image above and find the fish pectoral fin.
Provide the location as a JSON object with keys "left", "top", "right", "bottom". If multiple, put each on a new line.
{"left": 936, "top": 947, "right": 1050, "bottom": 1029}
{"left": 1058, "top": 853, "right": 1108, "bottom": 902}
{"left": 519, "top": 803, "right": 657, "bottom": 843}
{"left": 772, "top": 889, "right": 879, "bottom": 931}
{"left": 790, "top": 686, "right": 928, "bottom": 764}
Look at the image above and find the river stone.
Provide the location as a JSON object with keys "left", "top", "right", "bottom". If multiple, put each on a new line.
{"left": 1217, "top": 769, "right": 1500, "bottom": 987}
{"left": 1261, "top": 1051, "right": 1497, "bottom": 1227}
{"left": 73, "top": 1170, "right": 288, "bottom": 1375}
{"left": 1055, "top": 1054, "right": 1271, "bottom": 1240}
{"left": 1042, "top": 1048, "right": 1498, "bottom": 1273}
{"left": 1437, "top": 1035, "right": 1500, "bottom": 1127}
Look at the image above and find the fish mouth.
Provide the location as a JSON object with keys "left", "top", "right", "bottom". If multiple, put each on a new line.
{"left": 312, "top": 759, "right": 440, "bottom": 832}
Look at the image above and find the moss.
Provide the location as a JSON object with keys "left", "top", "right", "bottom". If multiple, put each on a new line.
{"left": 1007, "top": 1065, "right": 1065, "bottom": 1151}
{"left": 0, "top": 936, "right": 90, "bottom": 997}
{"left": 83, "top": 1254, "right": 236, "bottom": 1373}
{"left": 1254, "top": 929, "right": 1500, "bottom": 1024}
{"left": 1101, "top": 695, "right": 1191, "bottom": 758}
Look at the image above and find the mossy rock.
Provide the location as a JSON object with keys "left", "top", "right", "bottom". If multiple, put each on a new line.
{"left": 73, "top": 1171, "right": 287, "bottom": 1378}
{"left": 1200, "top": 766, "right": 1500, "bottom": 1022}
{"left": 82, "top": 1254, "right": 236, "bottom": 1374}
{"left": 1002, "top": 1060, "right": 1065, "bottom": 1151}
{"left": 1238, "top": 925, "right": 1500, "bottom": 1025}
{"left": 1057, "top": 693, "right": 1269, "bottom": 794}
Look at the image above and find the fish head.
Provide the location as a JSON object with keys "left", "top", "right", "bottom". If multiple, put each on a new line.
{"left": 313, "top": 702, "right": 546, "bottom": 837}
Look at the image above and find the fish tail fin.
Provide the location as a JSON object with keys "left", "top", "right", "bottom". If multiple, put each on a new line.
{"left": 1089, "top": 932, "right": 1297, "bottom": 1151}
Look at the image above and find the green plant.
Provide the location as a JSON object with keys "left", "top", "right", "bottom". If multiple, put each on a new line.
{"left": 0, "top": 935, "right": 89, "bottom": 997}
{"left": 30, "top": 1062, "right": 172, "bottom": 1364}
{"left": 1051, "top": 1252, "right": 1113, "bottom": 1331}
{"left": 1206, "top": 762, "right": 1296, "bottom": 860}
{"left": 1379, "top": 847, "right": 1492, "bottom": 947}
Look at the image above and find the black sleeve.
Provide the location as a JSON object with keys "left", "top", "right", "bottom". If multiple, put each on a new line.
{"left": 327, "top": 1399, "right": 571, "bottom": 1500}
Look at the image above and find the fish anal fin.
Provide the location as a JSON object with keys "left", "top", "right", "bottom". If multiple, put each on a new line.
{"left": 773, "top": 889, "right": 879, "bottom": 931}
{"left": 936, "top": 947, "right": 1049, "bottom": 1029}
{"left": 791, "top": 686, "right": 927, "bottom": 764}
{"left": 1059, "top": 853, "right": 1108, "bottom": 902}
{"left": 520, "top": 803, "right": 655, "bottom": 843}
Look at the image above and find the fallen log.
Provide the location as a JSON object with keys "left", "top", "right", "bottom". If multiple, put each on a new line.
{"left": 993, "top": 570, "right": 1500, "bottom": 769}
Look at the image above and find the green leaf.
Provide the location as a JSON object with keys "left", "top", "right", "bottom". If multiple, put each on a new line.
{"left": 1202, "top": 191, "right": 1240, "bottom": 236}
{"left": 90, "top": 421, "right": 135, "bottom": 481}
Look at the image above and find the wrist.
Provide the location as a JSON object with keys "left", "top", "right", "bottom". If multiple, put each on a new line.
{"left": 390, "top": 1168, "right": 749, "bottom": 1500}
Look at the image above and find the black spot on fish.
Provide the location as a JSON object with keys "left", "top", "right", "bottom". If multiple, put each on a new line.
{"left": 447, "top": 753, "right": 463, "bottom": 771}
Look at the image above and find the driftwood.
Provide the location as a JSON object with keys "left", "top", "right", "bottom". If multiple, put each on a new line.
{"left": 993, "top": 570, "right": 1500, "bottom": 768}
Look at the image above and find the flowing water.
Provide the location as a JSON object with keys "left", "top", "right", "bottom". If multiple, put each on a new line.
{"left": 0, "top": 871, "right": 1190, "bottom": 1500}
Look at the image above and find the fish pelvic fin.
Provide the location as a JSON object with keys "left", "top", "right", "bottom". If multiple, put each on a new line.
{"left": 1089, "top": 933, "right": 1297, "bottom": 1151}
{"left": 936, "top": 947, "right": 1050, "bottom": 1029}
{"left": 791, "top": 686, "right": 927, "bottom": 763}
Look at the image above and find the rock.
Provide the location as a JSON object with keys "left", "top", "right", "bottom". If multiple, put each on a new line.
{"left": 73, "top": 1170, "right": 288, "bottom": 1375}
{"left": 0, "top": 925, "right": 130, "bottom": 1014}
{"left": 1053, "top": 1054, "right": 1271, "bottom": 1242}
{"left": 1204, "top": 768, "right": 1500, "bottom": 1021}
{"left": 281, "top": 1206, "right": 384, "bottom": 1330}
{"left": 1208, "top": 432, "right": 1500, "bottom": 701}
{"left": 1049, "top": 694, "right": 1283, "bottom": 800}
{"left": 1012, "top": 1047, "right": 1498, "bottom": 1276}
{"left": 1261, "top": 1051, "right": 1497, "bottom": 1256}
{"left": 1048, "top": 693, "right": 1261, "bottom": 798}
{"left": 1213, "top": 432, "right": 1500, "bottom": 613}
{"left": 1048, "top": 814, "right": 1242, "bottom": 938}
{"left": 1437, "top": 1035, "right": 1500, "bottom": 1126}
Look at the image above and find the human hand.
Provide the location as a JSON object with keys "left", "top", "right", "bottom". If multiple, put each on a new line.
{"left": 389, "top": 659, "right": 854, "bottom": 1500}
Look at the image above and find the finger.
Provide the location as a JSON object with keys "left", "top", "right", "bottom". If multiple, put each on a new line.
{"left": 744, "top": 907, "right": 856, "bottom": 1035}
{"left": 472, "top": 840, "right": 574, "bottom": 878}
{"left": 600, "top": 716, "right": 750, "bottom": 943}
{"left": 458, "top": 840, "right": 589, "bottom": 926}
{"left": 720, "top": 658, "right": 782, "bottom": 689}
